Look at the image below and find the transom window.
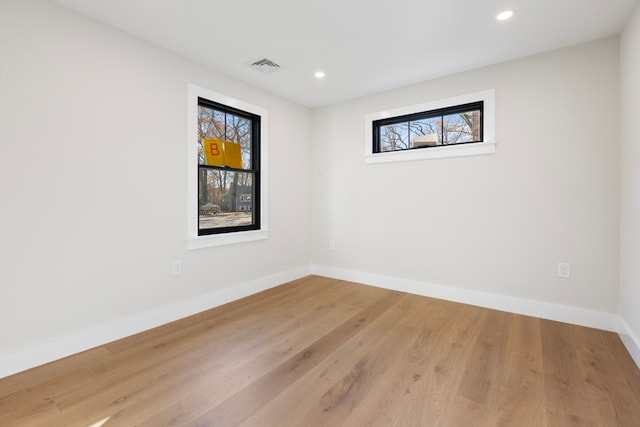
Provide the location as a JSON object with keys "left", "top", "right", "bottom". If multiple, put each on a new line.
{"left": 197, "top": 98, "right": 260, "bottom": 235}
{"left": 373, "top": 101, "right": 483, "bottom": 153}
{"left": 364, "top": 89, "right": 496, "bottom": 164}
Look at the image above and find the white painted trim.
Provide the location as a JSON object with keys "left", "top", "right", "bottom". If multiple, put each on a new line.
{"left": 365, "top": 89, "right": 496, "bottom": 164}
{"left": 310, "top": 265, "right": 620, "bottom": 333}
{"left": 0, "top": 266, "right": 310, "bottom": 379}
{"left": 619, "top": 318, "right": 640, "bottom": 369}
{"left": 186, "top": 83, "right": 269, "bottom": 250}
{"left": 186, "top": 229, "right": 269, "bottom": 249}
{"left": 365, "top": 140, "right": 496, "bottom": 164}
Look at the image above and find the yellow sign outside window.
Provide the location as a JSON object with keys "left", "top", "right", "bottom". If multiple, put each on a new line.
{"left": 203, "top": 138, "right": 243, "bottom": 169}
{"left": 222, "top": 140, "right": 242, "bottom": 169}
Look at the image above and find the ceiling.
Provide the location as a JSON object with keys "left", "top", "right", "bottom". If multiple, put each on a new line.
{"left": 52, "top": 0, "right": 638, "bottom": 108}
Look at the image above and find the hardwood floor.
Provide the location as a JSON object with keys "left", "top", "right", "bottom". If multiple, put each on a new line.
{"left": 1, "top": 275, "right": 639, "bottom": 426}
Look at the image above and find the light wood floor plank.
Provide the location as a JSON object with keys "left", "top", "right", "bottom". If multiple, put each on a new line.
{"left": 1, "top": 275, "right": 638, "bottom": 427}
{"left": 456, "top": 309, "right": 512, "bottom": 406}
{"left": 540, "top": 319, "right": 599, "bottom": 426}
{"left": 491, "top": 313, "right": 546, "bottom": 427}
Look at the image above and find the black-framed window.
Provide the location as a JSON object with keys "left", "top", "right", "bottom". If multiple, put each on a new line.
{"left": 373, "top": 101, "right": 483, "bottom": 153}
{"left": 197, "top": 97, "right": 260, "bottom": 235}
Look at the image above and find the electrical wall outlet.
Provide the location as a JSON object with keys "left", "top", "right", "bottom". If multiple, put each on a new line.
{"left": 329, "top": 239, "right": 336, "bottom": 250}
{"left": 558, "top": 262, "right": 571, "bottom": 278}
{"left": 172, "top": 260, "right": 182, "bottom": 276}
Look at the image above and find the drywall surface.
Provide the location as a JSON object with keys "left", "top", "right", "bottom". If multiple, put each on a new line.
{"left": 0, "top": 0, "right": 311, "bottom": 358}
{"left": 311, "top": 38, "right": 620, "bottom": 315}
{"left": 619, "top": 2, "right": 640, "bottom": 365}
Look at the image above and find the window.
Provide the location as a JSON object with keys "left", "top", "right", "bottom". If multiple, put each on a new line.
{"left": 374, "top": 102, "right": 483, "bottom": 152}
{"left": 187, "top": 84, "right": 268, "bottom": 249}
{"left": 197, "top": 98, "right": 259, "bottom": 235}
{"left": 365, "top": 89, "right": 496, "bottom": 164}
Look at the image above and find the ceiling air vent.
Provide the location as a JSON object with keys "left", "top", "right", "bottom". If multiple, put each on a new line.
{"left": 251, "top": 58, "right": 281, "bottom": 74}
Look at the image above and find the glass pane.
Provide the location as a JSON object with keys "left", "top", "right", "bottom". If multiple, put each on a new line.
{"left": 197, "top": 105, "right": 253, "bottom": 169}
{"left": 443, "top": 109, "right": 481, "bottom": 145}
{"left": 410, "top": 117, "right": 441, "bottom": 148}
{"left": 198, "top": 106, "right": 224, "bottom": 165}
{"left": 225, "top": 114, "right": 252, "bottom": 169}
{"left": 379, "top": 122, "right": 409, "bottom": 152}
{"left": 198, "top": 168, "right": 255, "bottom": 231}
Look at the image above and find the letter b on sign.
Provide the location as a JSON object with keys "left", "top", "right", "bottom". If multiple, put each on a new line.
{"left": 203, "top": 138, "right": 225, "bottom": 166}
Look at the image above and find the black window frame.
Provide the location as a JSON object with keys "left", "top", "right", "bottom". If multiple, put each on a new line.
{"left": 372, "top": 101, "right": 484, "bottom": 153}
{"left": 197, "top": 97, "right": 261, "bottom": 236}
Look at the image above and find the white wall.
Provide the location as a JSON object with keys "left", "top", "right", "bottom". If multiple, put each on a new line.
{"left": 311, "top": 38, "right": 621, "bottom": 326}
{"left": 619, "top": 2, "right": 640, "bottom": 366}
{"left": 0, "top": 0, "right": 311, "bottom": 374}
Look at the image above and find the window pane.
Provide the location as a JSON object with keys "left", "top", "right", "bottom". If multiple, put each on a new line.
{"left": 372, "top": 101, "right": 483, "bottom": 154}
{"left": 380, "top": 122, "right": 409, "bottom": 152}
{"left": 224, "top": 114, "right": 253, "bottom": 169}
{"left": 198, "top": 168, "right": 255, "bottom": 231}
{"left": 410, "top": 116, "right": 441, "bottom": 148}
{"left": 443, "top": 109, "right": 481, "bottom": 145}
{"left": 198, "top": 106, "right": 224, "bottom": 165}
{"left": 197, "top": 105, "right": 253, "bottom": 169}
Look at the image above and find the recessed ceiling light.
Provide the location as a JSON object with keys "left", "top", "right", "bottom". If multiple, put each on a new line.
{"left": 496, "top": 10, "right": 514, "bottom": 21}
{"left": 314, "top": 71, "right": 325, "bottom": 79}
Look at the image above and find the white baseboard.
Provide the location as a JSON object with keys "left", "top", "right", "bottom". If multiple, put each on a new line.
{"left": 619, "top": 318, "right": 640, "bottom": 369}
{"left": 0, "top": 266, "right": 310, "bottom": 379}
{"left": 3, "top": 265, "right": 637, "bottom": 378}
{"left": 312, "top": 266, "right": 639, "bottom": 370}
{"left": 310, "top": 265, "right": 621, "bottom": 332}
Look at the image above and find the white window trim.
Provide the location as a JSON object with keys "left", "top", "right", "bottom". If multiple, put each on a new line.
{"left": 364, "top": 89, "right": 496, "bottom": 164}
{"left": 186, "top": 83, "right": 269, "bottom": 249}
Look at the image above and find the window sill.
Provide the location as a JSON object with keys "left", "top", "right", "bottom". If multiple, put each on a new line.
{"left": 186, "top": 229, "right": 269, "bottom": 250}
{"left": 364, "top": 140, "right": 496, "bottom": 164}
